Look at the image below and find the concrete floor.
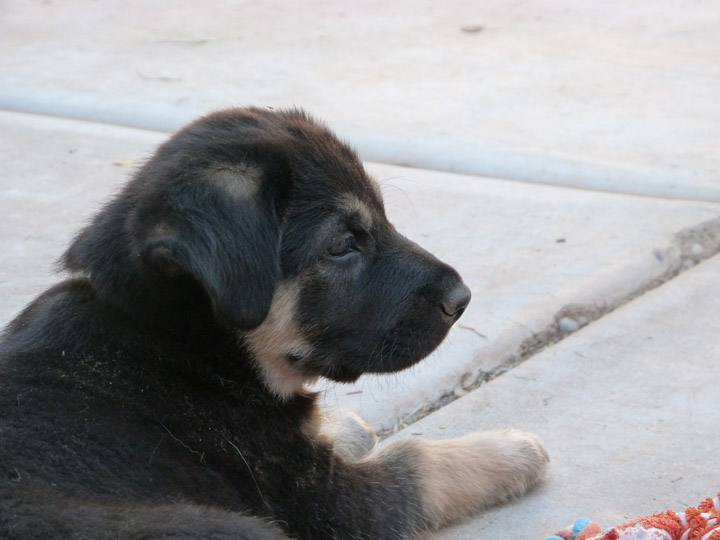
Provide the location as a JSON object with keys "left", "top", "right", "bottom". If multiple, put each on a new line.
{"left": 2, "top": 1, "right": 719, "bottom": 537}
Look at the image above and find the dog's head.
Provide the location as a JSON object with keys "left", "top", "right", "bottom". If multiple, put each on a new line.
{"left": 64, "top": 108, "right": 470, "bottom": 397}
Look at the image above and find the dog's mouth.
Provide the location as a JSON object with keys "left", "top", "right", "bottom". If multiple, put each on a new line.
{"left": 301, "top": 296, "right": 469, "bottom": 383}
{"left": 317, "top": 361, "right": 365, "bottom": 383}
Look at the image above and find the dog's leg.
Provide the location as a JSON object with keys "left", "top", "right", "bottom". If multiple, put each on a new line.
{"left": 319, "top": 408, "right": 378, "bottom": 461}
{"left": 359, "top": 429, "right": 549, "bottom": 531}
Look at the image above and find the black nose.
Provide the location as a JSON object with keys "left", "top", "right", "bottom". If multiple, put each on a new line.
{"left": 440, "top": 282, "right": 471, "bottom": 318}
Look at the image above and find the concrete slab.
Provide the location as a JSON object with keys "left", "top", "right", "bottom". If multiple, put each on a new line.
{"left": 383, "top": 254, "right": 720, "bottom": 539}
{"left": 2, "top": 1, "right": 720, "bottom": 200}
{"left": 3, "top": 111, "right": 720, "bottom": 432}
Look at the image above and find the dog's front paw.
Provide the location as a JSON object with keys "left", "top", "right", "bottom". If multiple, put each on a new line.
{"left": 321, "top": 409, "right": 378, "bottom": 461}
{"left": 471, "top": 429, "right": 550, "bottom": 502}
{"left": 416, "top": 429, "right": 549, "bottom": 527}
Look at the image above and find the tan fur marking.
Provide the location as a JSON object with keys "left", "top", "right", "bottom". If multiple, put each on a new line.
{"left": 244, "top": 282, "right": 316, "bottom": 400}
{"left": 340, "top": 194, "right": 374, "bottom": 229}
{"left": 149, "top": 222, "right": 174, "bottom": 238}
{"left": 300, "top": 403, "right": 327, "bottom": 442}
{"left": 364, "top": 430, "right": 549, "bottom": 528}
{"left": 208, "top": 164, "right": 262, "bottom": 200}
{"left": 415, "top": 430, "right": 549, "bottom": 527}
{"left": 317, "top": 409, "right": 378, "bottom": 461}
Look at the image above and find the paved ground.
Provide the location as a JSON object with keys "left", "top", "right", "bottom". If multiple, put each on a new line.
{"left": 2, "top": 1, "right": 719, "bottom": 537}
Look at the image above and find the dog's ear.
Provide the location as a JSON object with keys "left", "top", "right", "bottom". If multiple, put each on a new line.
{"left": 64, "top": 162, "right": 283, "bottom": 331}
{"left": 136, "top": 165, "right": 283, "bottom": 330}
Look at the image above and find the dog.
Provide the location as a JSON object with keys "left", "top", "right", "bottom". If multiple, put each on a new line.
{"left": 0, "top": 108, "right": 548, "bottom": 539}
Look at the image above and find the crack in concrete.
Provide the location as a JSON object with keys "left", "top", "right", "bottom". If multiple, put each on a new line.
{"left": 379, "top": 215, "right": 720, "bottom": 439}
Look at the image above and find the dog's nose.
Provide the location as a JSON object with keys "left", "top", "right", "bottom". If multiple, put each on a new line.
{"left": 440, "top": 282, "right": 471, "bottom": 318}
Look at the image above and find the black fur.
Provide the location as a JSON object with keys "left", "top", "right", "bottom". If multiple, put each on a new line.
{"left": 0, "top": 108, "right": 471, "bottom": 539}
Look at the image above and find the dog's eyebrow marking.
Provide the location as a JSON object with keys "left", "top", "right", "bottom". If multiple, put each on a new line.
{"left": 340, "top": 194, "right": 374, "bottom": 229}
{"left": 244, "top": 282, "right": 316, "bottom": 400}
{"left": 208, "top": 164, "right": 262, "bottom": 200}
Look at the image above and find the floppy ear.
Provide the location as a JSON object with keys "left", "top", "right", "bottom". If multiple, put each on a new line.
{"left": 136, "top": 167, "right": 282, "bottom": 330}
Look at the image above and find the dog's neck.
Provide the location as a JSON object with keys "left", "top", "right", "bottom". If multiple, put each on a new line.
{"left": 243, "top": 283, "right": 318, "bottom": 400}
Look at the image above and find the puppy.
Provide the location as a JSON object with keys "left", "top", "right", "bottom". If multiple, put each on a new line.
{"left": 0, "top": 108, "right": 548, "bottom": 539}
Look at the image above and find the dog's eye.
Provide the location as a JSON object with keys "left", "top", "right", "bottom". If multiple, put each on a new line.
{"left": 327, "top": 235, "right": 357, "bottom": 258}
